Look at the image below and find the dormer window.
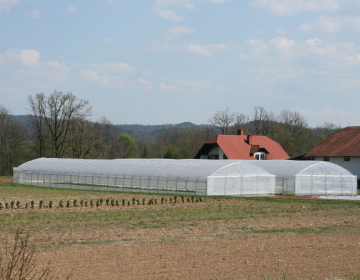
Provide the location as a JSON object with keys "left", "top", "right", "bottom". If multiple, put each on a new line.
{"left": 254, "top": 152, "right": 266, "bottom": 160}
{"left": 344, "top": 157, "right": 350, "bottom": 161}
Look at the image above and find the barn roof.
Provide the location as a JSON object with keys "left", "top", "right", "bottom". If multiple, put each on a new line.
{"left": 195, "top": 135, "right": 289, "bottom": 160}
{"left": 306, "top": 126, "right": 360, "bottom": 157}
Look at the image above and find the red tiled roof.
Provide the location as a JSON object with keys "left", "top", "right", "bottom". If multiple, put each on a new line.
{"left": 203, "top": 135, "right": 289, "bottom": 160}
{"left": 306, "top": 126, "right": 360, "bottom": 157}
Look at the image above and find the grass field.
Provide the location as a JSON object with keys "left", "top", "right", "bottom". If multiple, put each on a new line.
{"left": 1, "top": 181, "right": 360, "bottom": 279}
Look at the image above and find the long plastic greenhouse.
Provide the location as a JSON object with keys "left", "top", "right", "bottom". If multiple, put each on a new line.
{"left": 240, "top": 160, "right": 357, "bottom": 195}
{"left": 13, "top": 158, "right": 276, "bottom": 196}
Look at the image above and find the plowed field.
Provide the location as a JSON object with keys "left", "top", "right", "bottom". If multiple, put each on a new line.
{"left": 1, "top": 183, "right": 360, "bottom": 279}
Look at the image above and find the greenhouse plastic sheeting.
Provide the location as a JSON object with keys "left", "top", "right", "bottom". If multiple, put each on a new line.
{"left": 13, "top": 158, "right": 276, "bottom": 196}
{"left": 234, "top": 160, "right": 357, "bottom": 196}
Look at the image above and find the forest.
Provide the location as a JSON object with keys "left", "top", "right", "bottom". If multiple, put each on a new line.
{"left": 0, "top": 90, "right": 341, "bottom": 176}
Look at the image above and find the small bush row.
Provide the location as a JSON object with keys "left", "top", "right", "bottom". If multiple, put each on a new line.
{"left": 0, "top": 195, "right": 205, "bottom": 210}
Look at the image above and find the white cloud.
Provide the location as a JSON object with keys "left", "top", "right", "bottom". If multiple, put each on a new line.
{"left": 138, "top": 78, "right": 153, "bottom": 90}
{"left": 292, "top": 106, "right": 360, "bottom": 122}
{"left": 176, "top": 78, "right": 212, "bottom": 92}
{"left": 300, "top": 15, "right": 360, "bottom": 34}
{"left": 152, "top": 7, "right": 184, "bottom": 21}
{"left": 106, "top": 0, "right": 123, "bottom": 4}
{"left": 216, "top": 84, "right": 227, "bottom": 91}
{"left": 0, "top": 48, "right": 70, "bottom": 98}
{"left": 186, "top": 43, "right": 232, "bottom": 57}
{"left": 248, "top": 0, "right": 339, "bottom": 15}
{"left": 159, "top": 82, "right": 181, "bottom": 92}
{"left": 26, "top": 9, "right": 42, "bottom": 19}
{"left": 102, "top": 37, "right": 114, "bottom": 42}
{"left": 91, "top": 62, "right": 136, "bottom": 74}
{"left": 240, "top": 37, "right": 360, "bottom": 67}
{"left": 152, "top": 0, "right": 228, "bottom": 20}
{"left": 0, "top": 0, "right": 20, "bottom": 14}
{"left": 63, "top": 6, "right": 76, "bottom": 13}
{"left": 163, "top": 25, "right": 195, "bottom": 35}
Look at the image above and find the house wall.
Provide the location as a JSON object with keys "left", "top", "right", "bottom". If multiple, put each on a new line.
{"left": 314, "top": 157, "right": 360, "bottom": 178}
{"left": 200, "top": 146, "right": 225, "bottom": 159}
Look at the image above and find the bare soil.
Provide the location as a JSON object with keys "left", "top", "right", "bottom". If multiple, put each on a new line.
{"left": 34, "top": 232, "right": 360, "bottom": 280}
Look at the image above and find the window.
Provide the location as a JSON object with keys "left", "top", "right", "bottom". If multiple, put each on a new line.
{"left": 223, "top": 154, "right": 228, "bottom": 160}
{"left": 209, "top": 154, "right": 219, "bottom": 160}
{"left": 254, "top": 152, "right": 266, "bottom": 160}
{"left": 323, "top": 157, "right": 329, "bottom": 161}
{"left": 344, "top": 157, "right": 350, "bottom": 162}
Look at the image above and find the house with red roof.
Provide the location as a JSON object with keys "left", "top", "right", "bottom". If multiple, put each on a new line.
{"left": 304, "top": 126, "right": 360, "bottom": 179}
{"left": 194, "top": 129, "right": 289, "bottom": 160}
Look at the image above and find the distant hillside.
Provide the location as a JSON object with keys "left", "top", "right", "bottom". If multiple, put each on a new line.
{"left": 10, "top": 115, "right": 209, "bottom": 142}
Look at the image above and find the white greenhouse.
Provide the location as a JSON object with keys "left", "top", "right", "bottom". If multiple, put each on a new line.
{"left": 240, "top": 160, "right": 357, "bottom": 195}
{"left": 13, "top": 158, "right": 276, "bottom": 196}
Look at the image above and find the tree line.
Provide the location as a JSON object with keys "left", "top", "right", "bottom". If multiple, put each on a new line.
{"left": 0, "top": 91, "right": 341, "bottom": 175}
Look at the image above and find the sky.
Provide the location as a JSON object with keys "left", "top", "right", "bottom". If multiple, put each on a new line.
{"left": 1, "top": 0, "right": 360, "bottom": 127}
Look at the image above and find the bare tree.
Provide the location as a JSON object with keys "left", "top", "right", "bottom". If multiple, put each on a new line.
{"left": 232, "top": 112, "right": 249, "bottom": 134}
{"left": 252, "top": 106, "right": 276, "bottom": 136}
{"left": 28, "top": 90, "right": 92, "bottom": 158}
{"left": 208, "top": 108, "right": 235, "bottom": 135}
{"left": 0, "top": 105, "right": 26, "bottom": 175}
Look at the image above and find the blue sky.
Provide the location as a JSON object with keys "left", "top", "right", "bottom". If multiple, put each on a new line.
{"left": 1, "top": 0, "right": 360, "bottom": 127}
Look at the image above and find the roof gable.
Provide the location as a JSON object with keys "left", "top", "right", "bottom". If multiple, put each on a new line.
{"left": 306, "top": 126, "right": 360, "bottom": 157}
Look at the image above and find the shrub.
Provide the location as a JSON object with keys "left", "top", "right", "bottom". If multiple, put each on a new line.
{"left": 142, "top": 198, "right": 145, "bottom": 205}
{"left": 174, "top": 196, "right": 177, "bottom": 203}
{"left": 132, "top": 198, "right": 136, "bottom": 205}
{"left": 155, "top": 199, "right": 158, "bottom": 204}
{"left": 49, "top": 201, "right": 53, "bottom": 209}
{"left": 0, "top": 202, "right": 2, "bottom": 209}
{"left": 137, "top": 199, "right": 140, "bottom": 205}
{"left": 90, "top": 200, "right": 93, "bottom": 207}
{"left": 80, "top": 200, "right": 84, "bottom": 207}
{"left": 122, "top": 199, "right": 126, "bottom": 206}
{"left": 16, "top": 201, "right": 21, "bottom": 209}
{"left": 169, "top": 198, "right": 172, "bottom": 203}
{"left": 25, "top": 203, "right": 28, "bottom": 209}
{"left": 196, "top": 198, "right": 199, "bottom": 203}
{"left": 73, "top": 199, "right": 77, "bottom": 207}
{"left": 100, "top": 198, "right": 103, "bottom": 205}
{"left": 199, "top": 198, "right": 203, "bottom": 202}
{"left": 0, "top": 229, "right": 52, "bottom": 280}
{"left": 96, "top": 200, "right": 100, "bottom": 207}
{"left": 11, "top": 201, "right": 14, "bottom": 209}
{"left": 148, "top": 198, "right": 154, "bottom": 205}
{"left": 165, "top": 198, "right": 167, "bottom": 203}
{"left": 39, "top": 200, "right": 43, "bottom": 209}
{"left": 161, "top": 197, "right": 164, "bottom": 204}
{"left": 106, "top": 198, "right": 110, "bottom": 206}
{"left": 116, "top": 200, "right": 119, "bottom": 206}
{"left": 111, "top": 199, "right": 115, "bottom": 207}
{"left": 128, "top": 200, "right": 130, "bottom": 206}
{"left": 181, "top": 196, "right": 184, "bottom": 203}
{"left": 31, "top": 200, "right": 34, "bottom": 209}
{"left": 59, "top": 200, "right": 63, "bottom": 208}
{"left": 187, "top": 198, "right": 190, "bottom": 203}
{"left": 85, "top": 201, "right": 88, "bottom": 207}
{"left": 66, "top": 201, "right": 70, "bottom": 208}
{"left": 5, "top": 202, "right": 9, "bottom": 209}
{"left": 191, "top": 196, "right": 194, "bottom": 203}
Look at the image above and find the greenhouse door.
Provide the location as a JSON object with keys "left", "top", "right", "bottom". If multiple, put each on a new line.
{"left": 283, "top": 177, "right": 295, "bottom": 195}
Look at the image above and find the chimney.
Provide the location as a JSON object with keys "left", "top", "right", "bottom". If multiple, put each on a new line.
{"left": 237, "top": 128, "right": 244, "bottom": 135}
{"left": 247, "top": 135, "right": 252, "bottom": 144}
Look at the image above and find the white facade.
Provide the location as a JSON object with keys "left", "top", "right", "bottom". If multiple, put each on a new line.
{"left": 200, "top": 146, "right": 226, "bottom": 160}
{"left": 313, "top": 157, "right": 360, "bottom": 180}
